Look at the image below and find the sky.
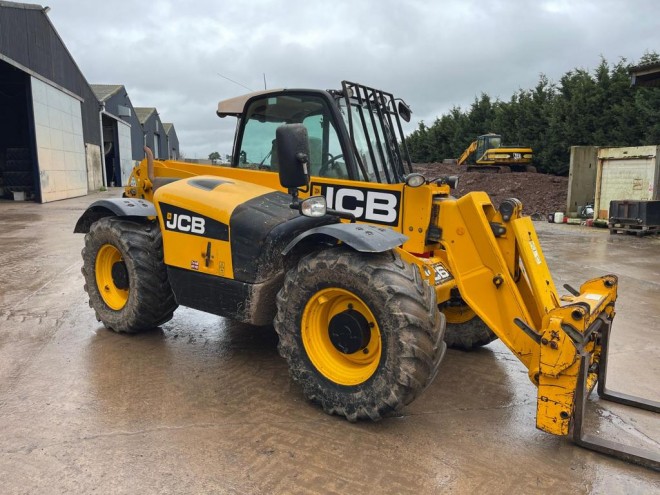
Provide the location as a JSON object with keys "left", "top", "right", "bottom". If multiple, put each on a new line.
{"left": 46, "top": 0, "right": 659, "bottom": 160}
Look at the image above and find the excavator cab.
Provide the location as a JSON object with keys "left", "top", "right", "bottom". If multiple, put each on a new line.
{"left": 475, "top": 133, "right": 502, "bottom": 160}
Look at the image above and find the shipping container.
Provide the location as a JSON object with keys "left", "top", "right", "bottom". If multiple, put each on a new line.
{"left": 594, "top": 146, "right": 660, "bottom": 220}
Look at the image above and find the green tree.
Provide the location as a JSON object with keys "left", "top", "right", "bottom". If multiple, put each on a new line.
{"left": 407, "top": 52, "right": 660, "bottom": 175}
{"left": 208, "top": 151, "right": 221, "bottom": 164}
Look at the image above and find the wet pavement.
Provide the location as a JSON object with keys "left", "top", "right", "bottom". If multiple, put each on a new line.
{"left": 0, "top": 190, "right": 658, "bottom": 494}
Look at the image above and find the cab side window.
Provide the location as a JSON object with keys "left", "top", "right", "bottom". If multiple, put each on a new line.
{"left": 237, "top": 117, "right": 280, "bottom": 170}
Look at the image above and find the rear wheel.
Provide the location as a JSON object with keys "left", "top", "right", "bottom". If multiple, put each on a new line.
{"left": 443, "top": 305, "right": 497, "bottom": 351}
{"left": 82, "top": 217, "right": 177, "bottom": 333}
{"left": 275, "top": 248, "right": 446, "bottom": 421}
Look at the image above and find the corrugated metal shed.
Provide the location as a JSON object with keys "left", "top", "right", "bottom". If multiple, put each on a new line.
{"left": 92, "top": 83, "right": 144, "bottom": 162}
{"left": 0, "top": 1, "right": 101, "bottom": 147}
{"left": 0, "top": 1, "right": 103, "bottom": 202}
{"left": 135, "top": 107, "right": 166, "bottom": 159}
{"left": 163, "top": 122, "right": 179, "bottom": 159}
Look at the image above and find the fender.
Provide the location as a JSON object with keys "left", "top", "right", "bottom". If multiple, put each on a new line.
{"left": 73, "top": 198, "right": 157, "bottom": 233}
{"left": 282, "top": 222, "right": 408, "bottom": 255}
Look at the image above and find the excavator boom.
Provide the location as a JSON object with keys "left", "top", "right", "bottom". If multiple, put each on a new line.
{"left": 458, "top": 133, "right": 534, "bottom": 172}
{"left": 457, "top": 140, "right": 477, "bottom": 166}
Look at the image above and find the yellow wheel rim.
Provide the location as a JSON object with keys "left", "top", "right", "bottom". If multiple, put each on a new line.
{"left": 443, "top": 305, "right": 476, "bottom": 324}
{"left": 302, "top": 288, "right": 382, "bottom": 386}
{"left": 95, "top": 244, "right": 128, "bottom": 310}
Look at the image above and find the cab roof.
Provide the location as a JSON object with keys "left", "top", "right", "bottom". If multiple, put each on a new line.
{"left": 216, "top": 89, "right": 283, "bottom": 117}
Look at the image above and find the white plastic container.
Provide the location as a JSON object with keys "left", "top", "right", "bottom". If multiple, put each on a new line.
{"left": 554, "top": 212, "right": 564, "bottom": 224}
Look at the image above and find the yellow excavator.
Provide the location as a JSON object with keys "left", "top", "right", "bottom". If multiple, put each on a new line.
{"left": 458, "top": 133, "right": 535, "bottom": 172}
{"left": 74, "top": 81, "right": 658, "bottom": 470}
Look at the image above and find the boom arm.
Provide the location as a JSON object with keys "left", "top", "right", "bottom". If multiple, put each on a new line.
{"left": 457, "top": 140, "right": 477, "bottom": 166}
{"left": 437, "top": 193, "right": 617, "bottom": 436}
{"left": 433, "top": 192, "right": 659, "bottom": 469}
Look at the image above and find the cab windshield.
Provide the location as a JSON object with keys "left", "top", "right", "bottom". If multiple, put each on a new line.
{"left": 486, "top": 135, "right": 502, "bottom": 149}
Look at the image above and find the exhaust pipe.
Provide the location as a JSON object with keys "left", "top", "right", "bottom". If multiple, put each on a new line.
{"left": 144, "top": 146, "right": 155, "bottom": 183}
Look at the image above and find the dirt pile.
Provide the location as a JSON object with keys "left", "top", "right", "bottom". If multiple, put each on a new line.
{"left": 413, "top": 162, "right": 568, "bottom": 217}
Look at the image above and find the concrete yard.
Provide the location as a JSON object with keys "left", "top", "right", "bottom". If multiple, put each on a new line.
{"left": 0, "top": 190, "right": 658, "bottom": 494}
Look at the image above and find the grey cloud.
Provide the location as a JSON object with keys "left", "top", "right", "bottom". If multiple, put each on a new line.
{"left": 48, "top": 0, "right": 659, "bottom": 157}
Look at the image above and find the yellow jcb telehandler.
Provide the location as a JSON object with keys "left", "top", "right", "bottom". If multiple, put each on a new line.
{"left": 75, "top": 81, "right": 658, "bottom": 470}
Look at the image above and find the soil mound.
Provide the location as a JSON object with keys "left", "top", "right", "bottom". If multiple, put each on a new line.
{"left": 413, "top": 162, "right": 568, "bottom": 216}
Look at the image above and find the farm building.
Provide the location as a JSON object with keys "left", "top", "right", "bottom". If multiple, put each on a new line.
{"left": 0, "top": 1, "right": 181, "bottom": 200}
{"left": 0, "top": 1, "right": 102, "bottom": 202}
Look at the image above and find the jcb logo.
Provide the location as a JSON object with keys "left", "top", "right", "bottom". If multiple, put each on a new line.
{"left": 165, "top": 212, "right": 206, "bottom": 234}
{"left": 160, "top": 203, "right": 228, "bottom": 241}
{"left": 313, "top": 184, "right": 400, "bottom": 226}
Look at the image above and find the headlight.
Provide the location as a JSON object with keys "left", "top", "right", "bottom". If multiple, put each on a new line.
{"left": 404, "top": 173, "right": 426, "bottom": 187}
{"left": 300, "top": 196, "right": 327, "bottom": 217}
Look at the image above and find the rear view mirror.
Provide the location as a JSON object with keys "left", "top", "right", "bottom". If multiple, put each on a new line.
{"left": 276, "top": 124, "right": 310, "bottom": 190}
{"left": 397, "top": 100, "right": 412, "bottom": 123}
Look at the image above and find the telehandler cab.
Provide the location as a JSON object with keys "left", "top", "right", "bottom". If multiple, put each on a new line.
{"left": 75, "top": 81, "right": 658, "bottom": 470}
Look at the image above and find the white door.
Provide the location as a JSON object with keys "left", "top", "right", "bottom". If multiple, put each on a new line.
{"left": 599, "top": 157, "right": 654, "bottom": 218}
{"left": 117, "top": 119, "right": 133, "bottom": 187}
{"left": 31, "top": 77, "right": 87, "bottom": 202}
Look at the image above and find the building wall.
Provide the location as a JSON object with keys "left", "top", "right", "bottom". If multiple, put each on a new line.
{"left": 566, "top": 146, "right": 599, "bottom": 215}
{"left": 167, "top": 127, "right": 179, "bottom": 159}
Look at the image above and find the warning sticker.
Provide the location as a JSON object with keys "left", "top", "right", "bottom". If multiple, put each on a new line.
{"left": 191, "top": 260, "right": 199, "bottom": 270}
{"left": 528, "top": 240, "right": 542, "bottom": 265}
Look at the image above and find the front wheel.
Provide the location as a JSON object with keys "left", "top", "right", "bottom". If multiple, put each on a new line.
{"left": 274, "top": 248, "right": 446, "bottom": 421}
{"left": 82, "top": 217, "right": 178, "bottom": 333}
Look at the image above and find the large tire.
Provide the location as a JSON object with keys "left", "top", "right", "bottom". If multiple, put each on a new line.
{"left": 274, "top": 248, "right": 446, "bottom": 421}
{"left": 81, "top": 217, "right": 178, "bottom": 333}
{"left": 443, "top": 305, "right": 497, "bottom": 351}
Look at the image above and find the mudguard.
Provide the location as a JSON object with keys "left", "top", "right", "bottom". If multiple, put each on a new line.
{"left": 73, "top": 198, "right": 157, "bottom": 233}
{"left": 282, "top": 223, "right": 408, "bottom": 255}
